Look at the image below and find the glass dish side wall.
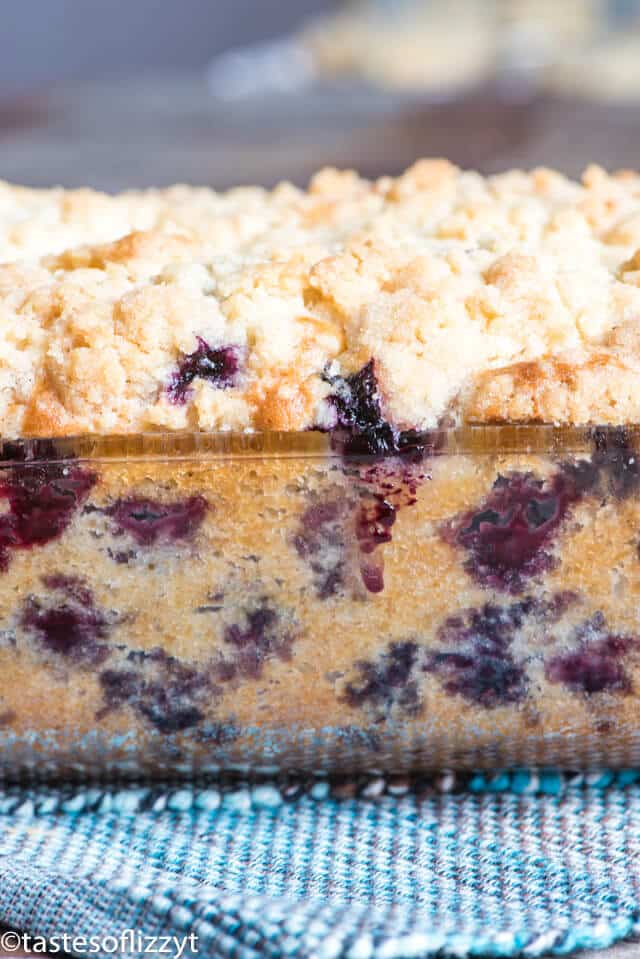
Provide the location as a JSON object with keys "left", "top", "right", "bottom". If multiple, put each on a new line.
{"left": 0, "top": 428, "right": 638, "bottom": 780}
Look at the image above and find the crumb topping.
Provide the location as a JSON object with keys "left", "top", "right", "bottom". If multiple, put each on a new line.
{"left": 2, "top": 160, "right": 640, "bottom": 437}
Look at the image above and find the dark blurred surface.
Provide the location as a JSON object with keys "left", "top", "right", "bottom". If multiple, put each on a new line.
{"left": 0, "top": 0, "right": 332, "bottom": 94}
{"left": 0, "top": 0, "right": 639, "bottom": 193}
{"left": 1, "top": 75, "right": 640, "bottom": 192}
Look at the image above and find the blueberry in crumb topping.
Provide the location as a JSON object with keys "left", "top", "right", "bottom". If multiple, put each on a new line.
{"left": 323, "top": 359, "right": 428, "bottom": 458}
{"left": 167, "top": 338, "right": 243, "bottom": 404}
{"left": 342, "top": 641, "right": 423, "bottom": 721}
{"left": 106, "top": 495, "right": 208, "bottom": 546}
{"left": 443, "top": 471, "right": 584, "bottom": 594}
{"left": 545, "top": 612, "right": 637, "bottom": 694}
{"left": 0, "top": 462, "right": 96, "bottom": 571}
{"left": 21, "top": 575, "right": 113, "bottom": 664}
{"left": 325, "top": 359, "right": 398, "bottom": 456}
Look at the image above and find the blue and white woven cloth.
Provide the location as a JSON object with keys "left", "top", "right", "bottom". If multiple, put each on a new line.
{"left": 0, "top": 771, "right": 640, "bottom": 959}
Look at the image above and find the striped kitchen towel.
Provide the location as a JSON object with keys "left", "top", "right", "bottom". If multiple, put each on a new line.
{"left": 0, "top": 770, "right": 639, "bottom": 958}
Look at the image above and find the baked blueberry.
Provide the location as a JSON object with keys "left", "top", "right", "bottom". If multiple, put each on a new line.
{"left": 219, "top": 602, "right": 296, "bottom": 680}
{"left": 546, "top": 613, "right": 637, "bottom": 694}
{"left": 425, "top": 601, "right": 532, "bottom": 707}
{"left": 443, "top": 472, "right": 584, "bottom": 593}
{"left": 0, "top": 462, "right": 96, "bottom": 570}
{"left": 106, "top": 495, "right": 208, "bottom": 546}
{"left": 98, "top": 648, "right": 210, "bottom": 733}
{"left": 167, "top": 339, "right": 243, "bottom": 404}
{"left": 293, "top": 499, "right": 349, "bottom": 599}
{"left": 324, "top": 360, "right": 428, "bottom": 459}
{"left": 342, "top": 640, "right": 423, "bottom": 720}
{"left": 21, "top": 576, "right": 112, "bottom": 664}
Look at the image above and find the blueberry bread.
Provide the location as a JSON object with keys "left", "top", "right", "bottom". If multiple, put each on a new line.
{"left": 2, "top": 161, "right": 640, "bottom": 776}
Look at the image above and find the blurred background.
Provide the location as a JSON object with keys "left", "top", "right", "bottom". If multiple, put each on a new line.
{"left": 1, "top": 0, "right": 640, "bottom": 191}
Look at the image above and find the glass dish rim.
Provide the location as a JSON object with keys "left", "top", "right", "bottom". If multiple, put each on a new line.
{"left": 0, "top": 424, "right": 636, "bottom": 463}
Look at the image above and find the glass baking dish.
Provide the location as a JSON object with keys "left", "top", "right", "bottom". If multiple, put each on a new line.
{"left": 0, "top": 425, "right": 639, "bottom": 781}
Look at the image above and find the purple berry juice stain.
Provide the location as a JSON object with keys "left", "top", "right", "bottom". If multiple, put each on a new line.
{"left": 441, "top": 429, "right": 640, "bottom": 596}
{"left": 343, "top": 592, "right": 578, "bottom": 716}
{"left": 96, "top": 601, "right": 299, "bottom": 734}
{"left": 321, "top": 359, "right": 434, "bottom": 593}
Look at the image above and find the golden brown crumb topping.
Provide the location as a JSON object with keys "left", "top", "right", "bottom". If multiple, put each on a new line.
{"left": 2, "top": 160, "right": 640, "bottom": 437}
